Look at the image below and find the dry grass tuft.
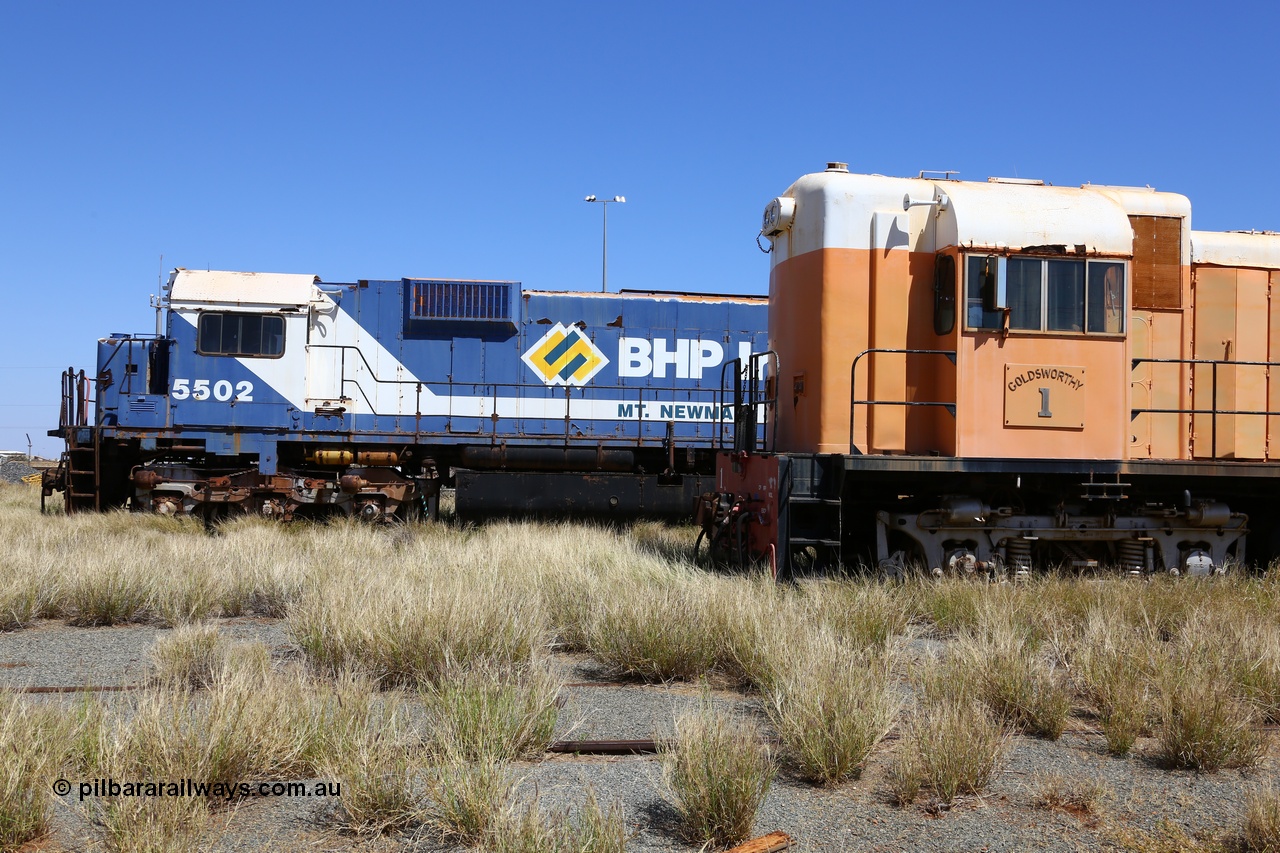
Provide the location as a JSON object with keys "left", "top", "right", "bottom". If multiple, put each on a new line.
{"left": 1069, "top": 607, "right": 1157, "bottom": 756}
{"left": 765, "top": 638, "right": 899, "bottom": 784}
{"left": 150, "top": 622, "right": 221, "bottom": 680}
{"left": 322, "top": 692, "right": 426, "bottom": 835}
{"left": 960, "top": 626, "right": 1072, "bottom": 740}
{"left": 709, "top": 572, "right": 795, "bottom": 691}
{"left": 586, "top": 575, "right": 721, "bottom": 682}
{"left": 425, "top": 752, "right": 513, "bottom": 846}
{"left": 93, "top": 665, "right": 381, "bottom": 794}
{"left": 1212, "top": 618, "right": 1280, "bottom": 725}
{"left": 1244, "top": 784, "right": 1280, "bottom": 853}
{"left": 93, "top": 796, "right": 212, "bottom": 853}
{"left": 1032, "top": 771, "right": 1108, "bottom": 816}
{"left": 63, "top": 553, "right": 153, "bottom": 626}
{"left": 1153, "top": 644, "right": 1267, "bottom": 772}
{"left": 1106, "top": 818, "right": 1230, "bottom": 853}
{"left": 910, "top": 576, "right": 1007, "bottom": 636}
{"left": 889, "top": 692, "right": 1009, "bottom": 807}
{"left": 147, "top": 622, "right": 265, "bottom": 688}
{"left": 806, "top": 579, "right": 913, "bottom": 651}
{"left": 661, "top": 695, "right": 775, "bottom": 848}
{"left": 487, "top": 789, "right": 629, "bottom": 853}
{"left": 86, "top": 667, "right": 397, "bottom": 847}
{"left": 0, "top": 695, "right": 78, "bottom": 850}
{"left": 420, "top": 662, "right": 561, "bottom": 762}
{"left": 288, "top": 572, "right": 548, "bottom": 688}
{"left": 0, "top": 560, "right": 50, "bottom": 631}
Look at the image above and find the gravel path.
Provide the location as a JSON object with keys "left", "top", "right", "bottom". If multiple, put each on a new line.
{"left": 0, "top": 617, "right": 291, "bottom": 689}
{"left": 4, "top": 616, "right": 1276, "bottom": 851}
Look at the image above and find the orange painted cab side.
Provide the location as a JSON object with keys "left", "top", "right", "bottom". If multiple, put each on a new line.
{"left": 1270, "top": 271, "right": 1280, "bottom": 458}
{"left": 954, "top": 334, "right": 1129, "bottom": 459}
{"left": 1129, "top": 307, "right": 1189, "bottom": 460}
{"left": 770, "top": 247, "right": 956, "bottom": 456}
{"left": 1190, "top": 266, "right": 1273, "bottom": 460}
{"left": 769, "top": 248, "right": 868, "bottom": 455}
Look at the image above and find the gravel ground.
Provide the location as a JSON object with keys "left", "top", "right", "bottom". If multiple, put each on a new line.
{"left": 0, "top": 617, "right": 291, "bottom": 689}
{"left": 4, "top": 617, "right": 1276, "bottom": 852}
{"left": 0, "top": 457, "right": 38, "bottom": 483}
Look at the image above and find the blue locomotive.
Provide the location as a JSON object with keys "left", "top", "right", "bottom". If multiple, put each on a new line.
{"left": 46, "top": 269, "right": 767, "bottom": 520}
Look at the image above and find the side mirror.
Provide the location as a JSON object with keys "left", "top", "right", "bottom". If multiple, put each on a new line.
{"left": 933, "top": 254, "right": 956, "bottom": 335}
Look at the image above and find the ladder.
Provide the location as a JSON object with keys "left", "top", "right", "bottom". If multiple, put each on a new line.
{"left": 56, "top": 368, "right": 99, "bottom": 513}
{"left": 62, "top": 432, "right": 99, "bottom": 513}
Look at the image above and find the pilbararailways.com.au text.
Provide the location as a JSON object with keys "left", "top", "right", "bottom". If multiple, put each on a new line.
{"left": 55, "top": 778, "right": 340, "bottom": 802}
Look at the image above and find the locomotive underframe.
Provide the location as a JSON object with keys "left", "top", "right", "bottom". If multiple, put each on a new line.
{"left": 132, "top": 463, "right": 437, "bottom": 522}
{"left": 875, "top": 508, "right": 1245, "bottom": 579}
{"left": 701, "top": 452, "right": 1276, "bottom": 577}
{"left": 44, "top": 425, "right": 720, "bottom": 521}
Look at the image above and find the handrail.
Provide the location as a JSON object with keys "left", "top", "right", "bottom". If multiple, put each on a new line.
{"left": 1131, "top": 356, "right": 1280, "bottom": 459}
{"left": 307, "top": 344, "right": 738, "bottom": 441}
{"left": 59, "top": 368, "right": 93, "bottom": 430}
{"left": 848, "top": 349, "right": 957, "bottom": 455}
{"left": 717, "top": 358, "right": 737, "bottom": 450}
{"left": 716, "top": 351, "right": 778, "bottom": 453}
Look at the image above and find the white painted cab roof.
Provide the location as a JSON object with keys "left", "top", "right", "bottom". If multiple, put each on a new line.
{"left": 1191, "top": 231, "right": 1280, "bottom": 270}
{"left": 935, "top": 181, "right": 1133, "bottom": 255}
{"left": 166, "top": 269, "right": 320, "bottom": 308}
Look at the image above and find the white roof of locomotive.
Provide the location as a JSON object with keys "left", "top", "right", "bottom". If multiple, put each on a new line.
{"left": 1191, "top": 230, "right": 1280, "bottom": 270}
{"left": 935, "top": 180, "right": 1133, "bottom": 255}
{"left": 1081, "top": 184, "right": 1192, "bottom": 219}
{"left": 166, "top": 268, "right": 320, "bottom": 308}
{"left": 774, "top": 168, "right": 1139, "bottom": 257}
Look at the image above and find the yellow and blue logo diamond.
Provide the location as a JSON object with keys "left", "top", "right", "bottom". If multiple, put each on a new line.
{"left": 522, "top": 323, "right": 609, "bottom": 386}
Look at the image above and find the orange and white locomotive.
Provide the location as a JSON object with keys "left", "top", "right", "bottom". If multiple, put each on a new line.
{"left": 701, "top": 163, "right": 1280, "bottom": 577}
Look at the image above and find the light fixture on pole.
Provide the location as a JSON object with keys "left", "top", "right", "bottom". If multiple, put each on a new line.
{"left": 584, "top": 194, "right": 625, "bottom": 292}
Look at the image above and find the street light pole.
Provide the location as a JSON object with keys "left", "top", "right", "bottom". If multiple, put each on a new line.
{"left": 584, "top": 195, "right": 625, "bottom": 292}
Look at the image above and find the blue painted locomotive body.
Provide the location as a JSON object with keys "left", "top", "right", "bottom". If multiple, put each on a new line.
{"left": 52, "top": 270, "right": 767, "bottom": 519}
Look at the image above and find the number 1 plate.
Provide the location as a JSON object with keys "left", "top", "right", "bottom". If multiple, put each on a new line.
{"left": 1003, "top": 364, "right": 1086, "bottom": 430}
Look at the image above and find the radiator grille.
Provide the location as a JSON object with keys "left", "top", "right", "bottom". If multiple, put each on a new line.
{"left": 408, "top": 280, "right": 514, "bottom": 322}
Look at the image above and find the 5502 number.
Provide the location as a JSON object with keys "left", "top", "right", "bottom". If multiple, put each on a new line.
{"left": 171, "top": 378, "right": 254, "bottom": 402}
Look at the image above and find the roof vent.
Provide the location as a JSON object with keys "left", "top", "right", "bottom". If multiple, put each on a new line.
{"left": 987, "top": 177, "right": 1046, "bottom": 186}
{"left": 825, "top": 162, "right": 849, "bottom": 172}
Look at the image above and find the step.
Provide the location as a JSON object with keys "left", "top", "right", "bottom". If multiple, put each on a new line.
{"left": 789, "top": 536, "right": 841, "bottom": 547}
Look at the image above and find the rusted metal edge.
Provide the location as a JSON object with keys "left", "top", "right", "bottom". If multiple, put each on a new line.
{"left": 548, "top": 738, "right": 660, "bottom": 755}
{"left": 725, "top": 831, "right": 793, "bottom": 853}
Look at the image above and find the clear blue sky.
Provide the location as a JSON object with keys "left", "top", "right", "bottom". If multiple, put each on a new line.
{"left": 2, "top": 1, "right": 1277, "bottom": 457}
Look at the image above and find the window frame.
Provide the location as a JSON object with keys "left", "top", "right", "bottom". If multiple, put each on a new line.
{"left": 196, "top": 311, "right": 287, "bottom": 359}
{"left": 962, "top": 253, "right": 1127, "bottom": 336}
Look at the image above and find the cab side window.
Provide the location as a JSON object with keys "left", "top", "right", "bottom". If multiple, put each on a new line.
{"left": 1087, "top": 262, "right": 1125, "bottom": 333}
{"left": 197, "top": 313, "right": 285, "bottom": 357}
{"left": 1007, "top": 257, "right": 1043, "bottom": 330}
{"left": 965, "top": 256, "right": 1003, "bottom": 330}
{"left": 964, "top": 254, "right": 1125, "bottom": 335}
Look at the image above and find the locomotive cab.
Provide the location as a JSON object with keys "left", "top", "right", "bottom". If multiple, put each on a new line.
{"left": 704, "top": 164, "right": 1276, "bottom": 578}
